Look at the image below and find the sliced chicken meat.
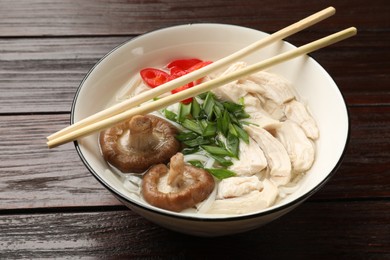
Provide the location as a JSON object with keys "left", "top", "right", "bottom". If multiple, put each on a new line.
{"left": 229, "top": 136, "right": 267, "bottom": 176}
{"left": 207, "top": 179, "right": 278, "bottom": 215}
{"left": 219, "top": 61, "right": 247, "bottom": 77}
{"left": 212, "top": 81, "right": 247, "bottom": 104}
{"left": 217, "top": 176, "right": 263, "bottom": 199}
{"left": 275, "top": 120, "right": 315, "bottom": 172}
{"left": 284, "top": 100, "right": 319, "bottom": 140}
{"left": 245, "top": 125, "right": 292, "bottom": 186}
{"left": 211, "top": 62, "right": 248, "bottom": 103}
{"left": 255, "top": 93, "right": 285, "bottom": 120}
{"left": 243, "top": 71, "right": 295, "bottom": 105}
{"left": 242, "top": 94, "right": 282, "bottom": 131}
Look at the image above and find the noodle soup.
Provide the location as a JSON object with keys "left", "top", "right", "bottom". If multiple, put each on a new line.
{"left": 99, "top": 59, "right": 319, "bottom": 215}
{"left": 72, "top": 24, "right": 349, "bottom": 236}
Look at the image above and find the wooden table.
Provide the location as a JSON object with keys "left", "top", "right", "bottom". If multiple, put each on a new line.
{"left": 1, "top": 1, "right": 389, "bottom": 258}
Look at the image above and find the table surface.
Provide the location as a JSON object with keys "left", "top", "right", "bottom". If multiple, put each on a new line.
{"left": 1, "top": 0, "right": 389, "bottom": 258}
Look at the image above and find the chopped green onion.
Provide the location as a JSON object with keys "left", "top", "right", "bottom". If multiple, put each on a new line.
{"left": 238, "top": 96, "right": 245, "bottom": 106}
{"left": 228, "top": 123, "right": 238, "bottom": 137}
{"left": 241, "top": 121, "right": 259, "bottom": 127}
{"left": 234, "top": 124, "right": 249, "bottom": 144}
{"left": 163, "top": 109, "right": 177, "bottom": 122}
{"left": 188, "top": 160, "right": 204, "bottom": 168}
{"left": 208, "top": 154, "right": 233, "bottom": 167}
{"left": 181, "top": 119, "right": 203, "bottom": 135}
{"left": 226, "top": 132, "right": 239, "bottom": 158}
{"left": 206, "top": 168, "right": 236, "bottom": 180}
{"left": 183, "top": 136, "right": 211, "bottom": 147}
{"left": 234, "top": 110, "right": 250, "bottom": 119}
{"left": 213, "top": 104, "right": 222, "bottom": 117}
{"left": 202, "top": 122, "right": 217, "bottom": 137}
{"left": 168, "top": 91, "right": 251, "bottom": 170}
{"left": 223, "top": 101, "right": 244, "bottom": 113}
{"left": 175, "top": 131, "right": 199, "bottom": 141}
{"left": 181, "top": 147, "right": 200, "bottom": 155}
{"left": 221, "top": 109, "right": 230, "bottom": 136}
{"left": 214, "top": 100, "right": 224, "bottom": 111}
{"left": 178, "top": 102, "right": 192, "bottom": 122}
{"left": 228, "top": 112, "right": 241, "bottom": 126}
{"left": 201, "top": 145, "right": 233, "bottom": 157}
{"left": 215, "top": 132, "right": 227, "bottom": 148}
{"left": 191, "top": 98, "right": 201, "bottom": 119}
{"left": 202, "top": 92, "right": 215, "bottom": 119}
{"left": 198, "top": 92, "right": 208, "bottom": 99}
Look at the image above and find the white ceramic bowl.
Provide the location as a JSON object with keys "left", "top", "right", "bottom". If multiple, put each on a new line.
{"left": 72, "top": 24, "right": 349, "bottom": 237}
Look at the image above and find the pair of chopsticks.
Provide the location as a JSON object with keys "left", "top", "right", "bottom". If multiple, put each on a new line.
{"left": 47, "top": 6, "right": 356, "bottom": 148}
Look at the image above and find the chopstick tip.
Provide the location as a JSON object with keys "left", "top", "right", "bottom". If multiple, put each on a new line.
{"left": 328, "top": 6, "right": 336, "bottom": 13}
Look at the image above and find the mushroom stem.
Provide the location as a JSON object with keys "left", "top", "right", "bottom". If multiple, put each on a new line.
{"left": 128, "top": 115, "right": 158, "bottom": 151}
{"left": 142, "top": 152, "right": 215, "bottom": 212}
{"left": 167, "top": 153, "right": 184, "bottom": 187}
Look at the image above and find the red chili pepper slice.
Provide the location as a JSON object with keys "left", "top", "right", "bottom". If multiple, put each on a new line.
{"left": 171, "top": 83, "right": 194, "bottom": 104}
{"left": 186, "top": 61, "right": 213, "bottom": 73}
{"left": 169, "top": 66, "right": 187, "bottom": 78}
{"left": 187, "top": 61, "right": 213, "bottom": 84}
{"left": 167, "top": 58, "right": 203, "bottom": 70}
{"left": 140, "top": 59, "right": 213, "bottom": 104}
{"left": 140, "top": 68, "right": 171, "bottom": 88}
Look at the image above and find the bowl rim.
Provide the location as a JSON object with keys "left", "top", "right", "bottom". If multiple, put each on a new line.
{"left": 72, "top": 23, "right": 350, "bottom": 221}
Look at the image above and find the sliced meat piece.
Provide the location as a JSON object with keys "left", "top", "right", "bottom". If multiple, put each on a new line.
{"left": 255, "top": 93, "right": 285, "bottom": 120}
{"left": 207, "top": 179, "right": 278, "bottom": 215}
{"left": 245, "top": 125, "right": 292, "bottom": 186}
{"left": 275, "top": 120, "right": 315, "bottom": 172}
{"left": 212, "top": 81, "right": 247, "bottom": 103}
{"left": 217, "top": 176, "right": 263, "bottom": 199}
{"left": 219, "top": 61, "right": 247, "bottom": 77}
{"left": 211, "top": 62, "right": 248, "bottom": 103}
{"left": 229, "top": 136, "right": 267, "bottom": 176}
{"left": 243, "top": 94, "right": 282, "bottom": 131}
{"left": 284, "top": 100, "right": 319, "bottom": 140}
{"left": 243, "top": 71, "right": 295, "bottom": 105}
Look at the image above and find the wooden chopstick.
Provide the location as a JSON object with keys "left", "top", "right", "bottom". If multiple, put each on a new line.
{"left": 46, "top": 7, "right": 336, "bottom": 142}
{"left": 47, "top": 27, "right": 357, "bottom": 148}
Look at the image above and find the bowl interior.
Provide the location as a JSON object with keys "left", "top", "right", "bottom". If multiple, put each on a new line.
{"left": 72, "top": 23, "right": 349, "bottom": 219}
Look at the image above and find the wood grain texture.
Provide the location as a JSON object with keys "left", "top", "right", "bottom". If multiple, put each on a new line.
{"left": 0, "top": 0, "right": 389, "bottom": 256}
{"left": 1, "top": 107, "right": 389, "bottom": 209}
{"left": 0, "top": 114, "right": 120, "bottom": 210}
{"left": 0, "top": 31, "right": 389, "bottom": 114}
{"left": 0, "top": 0, "right": 388, "bottom": 37}
{"left": 0, "top": 37, "right": 128, "bottom": 113}
{"left": 0, "top": 201, "right": 388, "bottom": 258}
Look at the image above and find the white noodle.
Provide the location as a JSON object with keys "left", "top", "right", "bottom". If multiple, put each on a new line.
{"left": 196, "top": 184, "right": 218, "bottom": 213}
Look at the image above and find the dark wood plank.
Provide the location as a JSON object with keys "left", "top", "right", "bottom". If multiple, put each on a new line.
{"left": 1, "top": 106, "right": 389, "bottom": 209}
{"left": 0, "top": 0, "right": 388, "bottom": 257}
{"left": 0, "top": 114, "right": 120, "bottom": 210}
{"left": 0, "top": 0, "right": 388, "bottom": 37}
{"left": 0, "top": 37, "right": 128, "bottom": 113}
{"left": 313, "top": 106, "right": 390, "bottom": 200}
{"left": 0, "top": 201, "right": 388, "bottom": 258}
{"left": 0, "top": 31, "right": 389, "bottom": 114}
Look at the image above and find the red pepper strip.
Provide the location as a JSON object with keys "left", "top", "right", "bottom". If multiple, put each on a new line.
{"left": 169, "top": 66, "right": 187, "bottom": 78}
{"left": 140, "top": 68, "right": 171, "bottom": 88}
{"left": 171, "top": 83, "right": 194, "bottom": 104}
{"left": 187, "top": 60, "right": 213, "bottom": 72}
{"left": 170, "top": 61, "right": 213, "bottom": 103}
{"left": 140, "top": 59, "right": 213, "bottom": 104}
{"left": 166, "top": 58, "right": 202, "bottom": 70}
{"left": 187, "top": 61, "right": 213, "bottom": 84}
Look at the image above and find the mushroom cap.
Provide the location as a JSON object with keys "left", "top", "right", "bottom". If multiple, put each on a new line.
{"left": 142, "top": 162, "right": 215, "bottom": 212}
{"left": 99, "top": 114, "right": 181, "bottom": 173}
